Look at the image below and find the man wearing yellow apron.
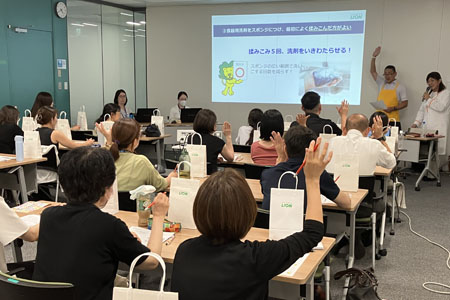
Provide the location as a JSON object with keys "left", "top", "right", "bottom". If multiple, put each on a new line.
{"left": 370, "top": 46, "right": 408, "bottom": 129}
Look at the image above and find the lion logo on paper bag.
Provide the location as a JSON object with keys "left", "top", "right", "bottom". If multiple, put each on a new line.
{"left": 218, "top": 61, "right": 246, "bottom": 96}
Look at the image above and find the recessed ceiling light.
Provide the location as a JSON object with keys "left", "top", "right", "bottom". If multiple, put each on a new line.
{"left": 139, "top": 21, "right": 146, "bottom": 24}
{"left": 120, "top": 12, "right": 133, "bottom": 17}
{"left": 82, "top": 23, "right": 98, "bottom": 27}
{"left": 71, "top": 23, "right": 84, "bottom": 27}
{"left": 126, "top": 21, "right": 141, "bottom": 26}
{"left": 137, "top": 29, "right": 146, "bottom": 32}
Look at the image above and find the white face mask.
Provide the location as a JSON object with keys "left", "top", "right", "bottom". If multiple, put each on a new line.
{"left": 179, "top": 100, "right": 187, "bottom": 108}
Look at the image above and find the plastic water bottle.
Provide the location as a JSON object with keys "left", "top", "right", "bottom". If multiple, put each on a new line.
{"left": 422, "top": 121, "right": 427, "bottom": 137}
{"left": 178, "top": 148, "right": 191, "bottom": 179}
{"left": 14, "top": 135, "right": 24, "bottom": 162}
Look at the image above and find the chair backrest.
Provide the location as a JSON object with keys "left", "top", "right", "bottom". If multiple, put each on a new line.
{"left": 359, "top": 176, "right": 375, "bottom": 208}
{"left": 0, "top": 271, "right": 75, "bottom": 300}
{"left": 253, "top": 208, "right": 269, "bottom": 229}
{"left": 233, "top": 144, "right": 251, "bottom": 153}
{"left": 118, "top": 191, "right": 136, "bottom": 212}
{"left": 244, "top": 163, "right": 270, "bottom": 180}
{"left": 41, "top": 145, "right": 60, "bottom": 166}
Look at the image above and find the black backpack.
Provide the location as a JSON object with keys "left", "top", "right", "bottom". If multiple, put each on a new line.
{"left": 144, "top": 124, "right": 161, "bottom": 137}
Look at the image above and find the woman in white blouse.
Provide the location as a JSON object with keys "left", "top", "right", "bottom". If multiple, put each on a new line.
{"left": 412, "top": 72, "right": 450, "bottom": 156}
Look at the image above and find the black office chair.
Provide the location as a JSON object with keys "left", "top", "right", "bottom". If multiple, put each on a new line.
{"left": 243, "top": 164, "right": 270, "bottom": 180}
{"left": 165, "top": 159, "right": 179, "bottom": 170}
{"left": 253, "top": 208, "right": 269, "bottom": 229}
{"left": 118, "top": 191, "right": 136, "bottom": 212}
{"left": 0, "top": 271, "right": 75, "bottom": 300}
{"left": 233, "top": 144, "right": 251, "bottom": 153}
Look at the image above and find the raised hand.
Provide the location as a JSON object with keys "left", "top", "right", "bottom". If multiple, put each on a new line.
{"left": 303, "top": 137, "right": 332, "bottom": 181}
{"left": 371, "top": 115, "right": 384, "bottom": 139}
{"left": 222, "top": 121, "right": 232, "bottom": 138}
{"left": 296, "top": 114, "right": 310, "bottom": 127}
{"left": 151, "top": 193, "right": 169, "bottom": 218}
{"left": 336, "top": 100, "right": 349, "bottom": 116}
{"left": 372, "top": 46, "right": 381, "bottom": 57}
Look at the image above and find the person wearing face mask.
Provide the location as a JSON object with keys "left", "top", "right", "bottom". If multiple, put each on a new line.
{"left": 169, "top": 91, "right": 189, "bottom": 123}
{"left": 370, "top": 46, "right": 408, "bottom": 129}
{"left": 412, "top": 72, "right": 450, "bottom": 165}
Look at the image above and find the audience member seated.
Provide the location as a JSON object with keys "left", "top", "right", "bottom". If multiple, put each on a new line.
{"left": 189, "top": 109, "right": 234, "bottom": 174}
{"left": 95, "top": 103, "right": 121, "bottom": 125}
{"left": 114, "top": 89, "right": 132, "bottom": 119}
{"left": 0, "top": 105, "right": 23, "bottom": 154}
{"left": 31, "top": 91, "right": 80, "bottom": 130}
{"left": 328, "top": 113, "right": 396, "bottom": 176}
{"left": 235, "top": 108, "right": 263, "bottom": 146}
{"left": 109, "top": 118, "right": 176, "bottom": 191}
{"left": 0, "top": 196, "right": 39, "bottom": 277}
{"left": 35, "top": 106, "right": 94, "bottom": 170}
{"left": 171, "top": 140, "right": 327, "bottom": 299}
{"left": 33, "top": 147, "right": 169, "bottom": 300}
{"left": 290, "top": 91, "right": 348, "bottom": 136}
{"left": 250, "top": 109, "right": 284, "bottom": 166}
{"left": 260, "top": 125, "right": 351, "bottom": 210}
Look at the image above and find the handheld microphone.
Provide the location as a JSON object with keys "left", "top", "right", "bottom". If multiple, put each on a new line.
{"left": 422, "top": 87, "right": 432, "bottom": 101}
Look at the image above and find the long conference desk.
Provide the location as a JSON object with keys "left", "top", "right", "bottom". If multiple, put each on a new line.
{"left": 15, "top": 201, "right": 334, "bottom": 300}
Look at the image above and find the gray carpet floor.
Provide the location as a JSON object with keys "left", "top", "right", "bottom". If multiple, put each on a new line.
{"left": 5, "top": 172, "right": 450, "bottom": 299}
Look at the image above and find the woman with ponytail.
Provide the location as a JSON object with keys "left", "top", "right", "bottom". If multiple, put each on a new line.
{"left": 107, "top": 119, "right": 177, "bottom": 192}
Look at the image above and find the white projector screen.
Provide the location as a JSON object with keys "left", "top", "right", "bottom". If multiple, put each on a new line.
{"left": 212, "top": 10, "right": 366, "bottom": 105}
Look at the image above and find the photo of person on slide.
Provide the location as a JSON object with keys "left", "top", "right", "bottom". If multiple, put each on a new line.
{"left": 218, "top": 61, "right": 243, "bottom": 96}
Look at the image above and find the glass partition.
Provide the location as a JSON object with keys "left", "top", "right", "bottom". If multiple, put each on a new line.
{"left": 67, "top": 0, "right": 147, "bottom": 126}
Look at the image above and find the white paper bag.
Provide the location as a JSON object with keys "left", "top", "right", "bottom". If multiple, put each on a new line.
{"left": 56, "top": 111, "right": 72, "bottom": 140}
{"left": 388, "top": 118, "right": 399, "bottom": 141}
{"left": 151, "top": 109, "right": 165, "bottom": 136}
{"left": 185, "top": 133, "right": 207, "bottom": 178}
{"left": 22, "top": 109, "right": 37, "bottom": 132}
{"left": 102, "top": 179, "right": 119, "bottom": 215}
{"left": 333, "top": 154, "right": 359, "bottom": 192}
{"left": 113, "top": 252, "right": 178, "bottom": 300}
{"left": 23, "top": 131, "right": 42, "bottom": 159}
{"left": 97, "top": 113, "right": 114, "bottom": 146}
{"left": 284, "top": 115, "right": 294, "bottom": 131}
{"left": 269, "top": 171, "right": 304, "bottom": 240}
{"left": 77, "top": 105, "right": 88, "bottom": 131}
{"left": 168, "top": 174, "right": 200, "bottom": 229}
{"left": 253, "top": 121, "right": 261, "bottom": 143}
{"left": 386, "top": 136, "right": 397, "bottom": 154}
{"left": 319, "top": 124, "right": 336, "bottom": 158}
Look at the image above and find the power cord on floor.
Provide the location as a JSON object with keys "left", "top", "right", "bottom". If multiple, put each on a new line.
{"left": 400, "top": 211, "right": 450, "bottom": 295}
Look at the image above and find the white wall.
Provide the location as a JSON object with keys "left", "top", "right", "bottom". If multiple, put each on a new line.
{"left": 146, "top": 0, "right": 450, "bottom": 149}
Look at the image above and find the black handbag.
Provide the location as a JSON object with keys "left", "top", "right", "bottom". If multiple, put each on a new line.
{"left": 144, "top": 124, "right": 161, "bottom": 137}
{"left": 334, "top": 268, "right": 382, "bottom": 300}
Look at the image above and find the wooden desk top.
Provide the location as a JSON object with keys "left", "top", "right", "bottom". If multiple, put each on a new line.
{"left": 196, "top": 177, "right": 263, "bottom": 202}
{"left": 322, "top": 189, "right": 368, "bottom": 212}
{"left": 374, "top": 166, "right": 393, "bottom": 177}
{"left": 0, "top": 154, "right": 47, "bottom": 169}
{"left": 140, "top": 134, "right": 172, "bottom": 142}
{"left": 115, "top": 210, "right": 335, "bottom": 285}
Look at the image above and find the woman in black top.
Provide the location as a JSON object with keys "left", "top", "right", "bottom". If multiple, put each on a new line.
{"left": 189, "top": 109, "right": 234, "bottom": 174}
{"left": 0, "top": 105, "right": 23, "bottom": 154}
{"left": 171, "top": 139, "right": 330, "bottom": 300}
{"left": 33, "top": 147, "right": 170, "bottom": 300}
{"left": 35, "top": 106, "right": 94, "bottom": 169}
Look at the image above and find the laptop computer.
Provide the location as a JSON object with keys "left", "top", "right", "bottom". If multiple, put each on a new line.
{"left": 180, "top": 108, "right": 201, "bottom": 123}
{"left": 135, "top": 108, "right": 158, "bottom": 123}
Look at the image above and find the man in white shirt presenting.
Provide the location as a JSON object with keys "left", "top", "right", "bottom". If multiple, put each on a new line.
{"left": 0, "top": 197, "right": 39, "bottom": 277}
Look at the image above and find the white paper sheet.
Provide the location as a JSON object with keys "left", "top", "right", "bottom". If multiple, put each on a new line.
{"left": 280, "top": 253, "right": 310, "bottom": 277}
{"left": 370, "top": 101, "right": 387, "bottom": 110}
{"left": 129, "top": 226, "right": 175, "bottom": 245}
{"left": 13, "top": 201, "right": 50, "bottom": 213}
{"left": 0, "top": 156, "right": 14, "bottom": 162}
{"left": 20, "top": 215, "right": 41, "bottom": 226}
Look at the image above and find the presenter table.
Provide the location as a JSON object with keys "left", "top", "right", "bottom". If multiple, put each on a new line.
{"left": 399, "top": 135, "right": 444, "bottom": 191}
{"left": 0, "top": 154, "right": 46, "bottom": 203}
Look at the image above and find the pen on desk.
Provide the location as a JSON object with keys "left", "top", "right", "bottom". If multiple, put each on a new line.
{"left": 165, "top": 235, "right": 176, "bottom": 246}
{"left": 296, "top": 143, "right": 320, "bottom": 175}
{"left": 334, "top": 175, "right": 341, "bottom": 183}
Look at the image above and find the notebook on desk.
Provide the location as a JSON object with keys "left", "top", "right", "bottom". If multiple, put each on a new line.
{"left": 135, "top": 108, "right": 158, "bottom": 123}
{"left": 180, "top": 108, "right": 201, "bottom": 123}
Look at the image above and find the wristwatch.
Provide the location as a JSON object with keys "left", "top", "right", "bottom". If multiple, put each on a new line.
{"left": 377, "top": 136, "right": 386, "bottom": 141}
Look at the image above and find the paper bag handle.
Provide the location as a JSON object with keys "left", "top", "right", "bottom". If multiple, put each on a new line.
{"left": 176, "top": 161, "right": 192, "bottom": 177}
{"left": 284, "top": 115, "right": 294, "bottom": 122}
{"left": 277, "top": 171, "right": 298, "bottom": 189}
{"left": 323, "top": 124, "right": 333, "bottom": 134}
{"left": 24, "top": 109, "right": 32, "bottom": 117}
{"left": 127, "top": 252, "right": 166, "bottom": 292}
{"left": 59, "top": 111, "right": 67, "bottom": 119}
{"left": 188, "top": 132, "right": 203, "bottom": 145}
{"left": 153, "top": 109, "right": 161, "bottom": 116}
{"left": 256, "top": 121, "right": 261, "bottom": 131}
{"left": 103, "top": 113, "right": 111, "bottom": 122}
{"left": 388, "top": 118, "right": 397, "bottom": 127}
{"left": 80, "top": 105, "right": 85, "bottom": 112}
